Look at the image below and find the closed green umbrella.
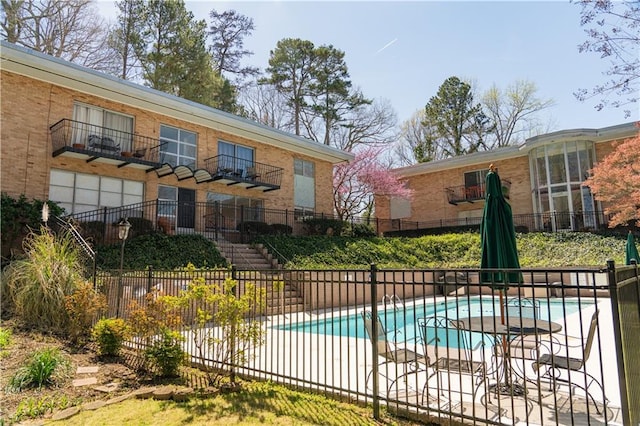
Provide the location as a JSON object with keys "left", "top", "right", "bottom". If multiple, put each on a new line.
{"left": 480, "top": 164, "right": 523, "bottom": 324}
{"left": 626, "top": 231, "right": 640, "bottom": 265}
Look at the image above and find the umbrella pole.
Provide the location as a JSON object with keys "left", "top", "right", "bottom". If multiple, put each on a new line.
{"left": 500, "top": 290, "right": 510, "bottom": 387}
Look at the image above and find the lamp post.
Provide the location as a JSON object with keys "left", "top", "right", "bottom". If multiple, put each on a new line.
{"left": 116, "top": 217, "right": 131, "bottom": 317}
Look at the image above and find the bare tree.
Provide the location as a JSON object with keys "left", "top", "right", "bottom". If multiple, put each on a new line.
{"left": 395, "top": 109, "right": 429, "bottom": 166}
{"left": 106, "top": 0, "right": 145, "bottom": 80}
{"left": 573, "top": 0, "right": 640, "bottom": 117}
{"left": 1, "top": 0, "right": 112, "bottom": 69}
{"left": 207, "top": 9, "right": 259, "bottom": 85}
{"left": 482, "top": 80, "right": 555, "bottom": 148}
{"left": 330, "top": 98, "right": 397, "bottom": 151}
{"left": 238, "top": 82, "right": 291, "bottom": 130}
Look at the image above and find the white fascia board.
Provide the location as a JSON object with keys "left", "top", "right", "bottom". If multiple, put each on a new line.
{"left": 1, "top": 41, "right": 354, "bottom": 164}
{"left": 391, "top": 122, "right": 637, "bottom": 179}
{"left": 393, "top": 146, "right": 524, "bottom": 178}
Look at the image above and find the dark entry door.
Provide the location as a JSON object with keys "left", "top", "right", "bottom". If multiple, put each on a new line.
{"left": 177, "top": 188, "right": 195, "bottom": 229}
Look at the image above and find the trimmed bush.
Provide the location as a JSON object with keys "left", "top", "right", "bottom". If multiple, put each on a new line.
{"left": 237, "top": 221, "right": 272, "bottom": 234}
{"left": 92, "top": 318, "right": 131, "bottom": 357}
{"left": 270, "top": 223, "right": 293, "bottom": 235}
{"left": 144, "top": 329, "right": 186, "bottom": 377}
{"left": 302, "top": 218, "right": 346, "bottom": 236}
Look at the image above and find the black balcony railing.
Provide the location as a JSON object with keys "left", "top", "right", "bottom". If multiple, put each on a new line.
{"left": 446, "top": 179, "right": 511, "bottom": 204}
{"left": 204, "top": 154, "right": 283, "bottom": 191}
{"left": 50, "top": 119, "right": 163, "bottom": 167}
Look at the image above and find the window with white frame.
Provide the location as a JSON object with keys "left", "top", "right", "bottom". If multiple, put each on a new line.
{"left": 160, "top": 125, "right": 197, "bottom": 168}
{"left": 49, "top": 169, "right": 143, "bottom": 214}
{"left": 294, "top": 158, "right": 315, "bottom": 218}
{"left": 73, "top": 103, "right": 134, "bottom": 151}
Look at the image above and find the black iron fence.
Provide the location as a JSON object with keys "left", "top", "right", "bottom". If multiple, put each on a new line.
{"left": 390, "top": 209, "right": 613, "bottom": 235}
{"left": 98, "top": 263, "right": 638, "bottom": 425}
{"left": 66, "top": 201, "right": 616, "bottom": 247}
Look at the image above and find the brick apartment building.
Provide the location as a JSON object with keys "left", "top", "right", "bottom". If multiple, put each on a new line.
{"left": 376, "top": 122, "right": 638, "bottom": 234}
{"left": 1, "top": 41, "right": 353, "bottom": 236}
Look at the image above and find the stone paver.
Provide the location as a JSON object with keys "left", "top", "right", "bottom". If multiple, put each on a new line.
{"left": 94, "top": 382, "right": 120, "bottom": 393}
{"left": 76, "top": 366, "right": 100, "bottom": 374}
{"left": 82, "top": 400, "right": 107, "bottom": 411}
{"left": 72, "top": 377, "right": 98, "bottom": 387}
{"left": 51, "top": 406, "right": 81, "bottom": 421}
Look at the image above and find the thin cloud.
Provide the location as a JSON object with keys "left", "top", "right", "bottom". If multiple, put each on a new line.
{"left": 375, "top": 38, "right": 398, "bottom": 55}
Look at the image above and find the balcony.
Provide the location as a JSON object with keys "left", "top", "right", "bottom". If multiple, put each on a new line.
{"left": 203, "top": 155, "right": 283, "bottom": 192}
{"left": 446, "top": 179, "right": 511, "bottom": 205}
{"left": 50, "top": 119, "right": 163, "bottom": 171}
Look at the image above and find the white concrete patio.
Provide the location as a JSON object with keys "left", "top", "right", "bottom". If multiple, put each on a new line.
{"left": 185, "top": 296, "right": 624, "bottom": 426}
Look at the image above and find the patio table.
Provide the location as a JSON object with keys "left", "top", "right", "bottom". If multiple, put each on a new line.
{"left": 456, "top": 316, "right": 562, "bottom": 396}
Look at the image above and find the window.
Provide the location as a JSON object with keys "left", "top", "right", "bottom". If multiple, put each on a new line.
{"left": 49, "top": 169, "right": 143, "bottom": 214}
{"left": 463, "top": 169, "right": 487, "bottom": 199}
{"left": 160, "top": 125, "right": 197, "bottom": 168}
{"left": 464, "top": 169, "right": 487, "bottom": 190}
{"left": 294, "top": 159, "right": 315, "bottom": 213}
{"left": 207, "top": 192, "right": 264, "bottom": 228}
{"left": 218, "top": 141, "right": 254, "bottom": 174}
{"left": 73, "top": 103, "right": 134, "bottom": 151}
{"left": 158, "top": 185, "right": 178, "bottom": 218}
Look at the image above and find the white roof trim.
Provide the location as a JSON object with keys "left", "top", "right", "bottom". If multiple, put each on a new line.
{"left": 1, "top": 41, "right": 354, "bottom": 164}
{"left": 393, "top": 122, "right": 638, "bottom": 178}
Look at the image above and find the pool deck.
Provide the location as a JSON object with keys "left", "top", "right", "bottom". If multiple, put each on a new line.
{"left": 187, "top": 295, "right": 624, "bottom": 426}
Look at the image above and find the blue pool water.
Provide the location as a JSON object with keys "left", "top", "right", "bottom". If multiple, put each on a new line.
{"left": 276, "top": 297, "right": 590, "bottom": 348}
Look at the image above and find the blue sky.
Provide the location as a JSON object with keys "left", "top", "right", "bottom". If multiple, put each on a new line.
{"left": 97, "top": 1, "right": 636, "bottom": 131}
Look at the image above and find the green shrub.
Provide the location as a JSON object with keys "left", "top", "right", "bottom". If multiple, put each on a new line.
{"left": 302, "top": 218, "right": 346, "bottom": 236}
{"left": 144, "top": 328, "right": 186, "bottom": 377}
{"left": 270, "top": 223, "right": 293, "bottom": 235}
{"left": 95, "top": 233, "right": 226, "bottom": 270}
{"left": 0, "top": 327, "right": 11, "bottom": 359}
{"left": 237, "top": 221, "right": 272, "bottom": 234}
{"left": 92, "top": 318, "right": 131, "bottom": 357}
{"left": 2, "top": 228, "right": 86, "bottom": 332}
{"left": 350, "top": 223, "right": 376, "bottom": 237}
{"left": 7, "top": 347, "right": 72, "bottom": 392}
{"left": 1, "top": 193, "right": 65, "bottom": 263}
{"left": 80, "top": 220, "right": 106, "bottom": 245}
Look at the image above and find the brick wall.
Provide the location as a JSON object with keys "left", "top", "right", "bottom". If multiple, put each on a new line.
{"left": 1, "top": 71, "right": 336, "bottom": 215}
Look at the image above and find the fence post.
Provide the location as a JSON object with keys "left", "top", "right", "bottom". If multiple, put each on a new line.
{"left": 369, "top": 263, "right": 380, "bottom": 420}
{"left": 147, "top": 266, "right": 153, "bottom": 293}
{"left": 102, "top": 206, "right": 108, "bottom": 241}
{"left": 230, "top": 266, "right": 237, "bottom": 384}
{"left": 607, "top": 259, "right": 631, "bottom": 425}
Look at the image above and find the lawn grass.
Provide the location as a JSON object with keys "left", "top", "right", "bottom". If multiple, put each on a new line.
{"left": 55, "top": 381, "right": 421, "bottom": 426}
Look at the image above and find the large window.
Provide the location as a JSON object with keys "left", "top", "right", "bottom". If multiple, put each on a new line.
{"left": 207, "top": 192, "right": 263, "bottom": 229}
{"left": 530, "top": 140, "right": 597, "bottom": 230}
{"left": 294, "top": 159, "right": 315, "bottom": 217}
{"left": 73, "top": 103, "right": 134, "bottom": 151}
{"left": 49, "top": 169, "right": 143, "bottom": 214}
{"left": 160, "top": 125, "right": 197, "bottom": 168}
{"left": 218, "top": 141, "right": 254, "bottom": 175}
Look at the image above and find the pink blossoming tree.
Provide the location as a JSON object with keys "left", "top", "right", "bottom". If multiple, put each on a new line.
{"left": 333, "top": 147, "right": 413, "bottom": 220}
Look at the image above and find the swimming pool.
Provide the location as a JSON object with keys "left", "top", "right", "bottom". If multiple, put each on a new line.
{"left": 276, "top": 297, "right": 591, "bottom": 348}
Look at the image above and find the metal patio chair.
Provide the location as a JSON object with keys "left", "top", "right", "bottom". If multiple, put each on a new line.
{"left": 361, "top": 310, "right": 428, "bottom": 395}
{"left": 532, "top": 309, "right": 605, "bottom": 414}
{"left": 418, "top": 316, "right": 489, "bottom": 405}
